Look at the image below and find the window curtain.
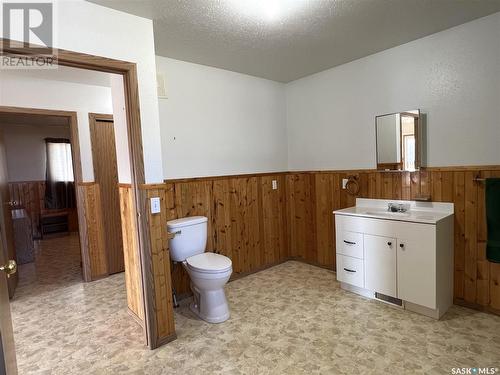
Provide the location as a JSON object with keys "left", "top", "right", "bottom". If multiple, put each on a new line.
{"left": 44, "top": 138, "right": 76, "bottom": 209}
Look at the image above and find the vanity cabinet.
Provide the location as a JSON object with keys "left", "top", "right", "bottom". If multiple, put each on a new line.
{"left": 334, "top": 200, "right": 454, "bottom": 319}
{"left": 397, "top": 236, "right": 436, "bottom": 309}
{"left": 364, "top": 234, "right": 396, "bottom": 298}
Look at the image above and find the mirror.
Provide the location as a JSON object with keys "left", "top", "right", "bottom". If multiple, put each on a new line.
{"left": 376, "top": 109, "right": 420, "bottom": 171}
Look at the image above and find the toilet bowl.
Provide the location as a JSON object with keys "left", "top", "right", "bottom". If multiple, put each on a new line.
{"left": 167, "top": 216, "right": 232, "bottom": 323}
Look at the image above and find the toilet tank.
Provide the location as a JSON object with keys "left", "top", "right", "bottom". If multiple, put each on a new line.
{"left": 167, "top": 216, "right": 208, "bottom": 262}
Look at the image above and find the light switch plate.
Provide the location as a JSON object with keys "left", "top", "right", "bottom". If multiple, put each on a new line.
{"left": 272, "top": 180, "right": 278, "bottom": 190}
{"left": 150, "top": 197, "right": 161, "bottom": 214}
{"left": 342, "top": 178, "right": 348, "bottom": 189}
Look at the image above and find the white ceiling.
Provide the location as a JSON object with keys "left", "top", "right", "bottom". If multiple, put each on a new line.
{"left": 88, "top": 0, "right": 500, "bottom": 82}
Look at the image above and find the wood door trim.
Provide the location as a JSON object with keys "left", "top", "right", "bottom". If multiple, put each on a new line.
{"left": 0, "top": 38, "right": 157, "bottom": 349}
{"left": 89, "top": 113, "right": 113, "bottom": 122}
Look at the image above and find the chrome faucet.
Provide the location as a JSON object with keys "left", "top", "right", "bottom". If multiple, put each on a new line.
{"left": 387, "top": 203, "right": 409, "bottom": 213}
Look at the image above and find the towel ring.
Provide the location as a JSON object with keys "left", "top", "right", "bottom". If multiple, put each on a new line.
{"left": 345, "top": 176, "right": 360, "bottom": 196}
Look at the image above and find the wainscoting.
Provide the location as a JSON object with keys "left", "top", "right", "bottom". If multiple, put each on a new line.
{"left": 157, "top": 166, "right": 500, "bottom": 317}
{"left": 118, "top": 184, "right": 144, "bottom": 323}
{"left": 77, "top": 182, "right": 108, "bottom": 280}
{"left": 163, "top": 174, "right": 289, "bottom": 296}
{"left": 8, "top": 181, "right": 78, "bottom": 237}
{"left": 137, "top": 175, "right": 288, "bottom": 344}
{"left": 141, "top": 184, "right": 177, "bottom": 345}
{"left": 286, "top": 167, "right": 500, "bottom": 314}
{"left": 131, "top": 166, "right": 500, "bottom": 345}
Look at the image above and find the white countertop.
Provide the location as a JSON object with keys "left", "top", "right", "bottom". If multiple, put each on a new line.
{"left": 333, "top": 198, "right": 454, "bottom": 225}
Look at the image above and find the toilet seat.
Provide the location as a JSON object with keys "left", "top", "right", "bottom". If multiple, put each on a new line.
{"left": 186, "top": 252, "right": 232, "bottom": 274}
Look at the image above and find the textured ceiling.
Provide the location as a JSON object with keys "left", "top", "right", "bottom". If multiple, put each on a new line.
{"left": 88, "top": 0, "right": 500, "bottom": 82}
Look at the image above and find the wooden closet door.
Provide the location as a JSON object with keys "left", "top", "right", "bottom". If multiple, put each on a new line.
{"left": 90, "top": 118, "right": 124, "bottom": 274}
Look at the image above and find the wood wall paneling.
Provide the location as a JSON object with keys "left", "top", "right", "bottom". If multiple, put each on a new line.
{"left": 286, "top": 173, "right": 315, "bottom": 262}
{"left": 8, "top": 181, "right": 79, "bottom": 236}
{"left": 143, "top": 187, "right": 176, "bottom": 342}
{"left": 79, "top": 183, "right": 108, "bottom": 279}
{"left": 163, "top": 174, "right": 289, "bottom": 297}
{"left": 157, "top": 166, "right": 500, "bottom": 319}
{"left": 283, "top": 167, "right": 500, "bottom": 315}
{"left": 260, "top": 175, "right": 288, "bottom": 265}
{"left": 453, "top": 171, "right": 466, "bottom": 300}
{"left": 119, "top": 185, "right": 144, "bottom": 322}
{"left": 8, "top": 181, "right": 41, "bottom": 237}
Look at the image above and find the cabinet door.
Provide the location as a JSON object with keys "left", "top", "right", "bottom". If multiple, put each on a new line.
{"left": 397, "top": 237, "right": 436, "bottom": 309}
{"left": 364, "top": 234, "right": 397, "bottom": 297}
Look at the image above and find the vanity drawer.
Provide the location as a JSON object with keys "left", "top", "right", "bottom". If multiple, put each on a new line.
{"left": 337, "top": 231, "right": 363, "bottom": 259}
{"left": 336, "top": 254, "right": 364, "bottom": 288}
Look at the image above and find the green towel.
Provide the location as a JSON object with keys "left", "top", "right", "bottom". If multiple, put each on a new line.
{"left": 486, "top": 178, "right": 500, "bottom": 263}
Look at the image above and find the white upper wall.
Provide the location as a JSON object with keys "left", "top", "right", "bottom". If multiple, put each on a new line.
{"left": 1, "top": 124, "right": 71, "bottom": 182}
{"left": 0, "top": 71, "right": 113, "bottom": 182}
{"left": 157, "top": 56, "right": 287, "bottom": 179}
{"left": 0, "top": 0, "right": 163, "bottom": 183}
{"left": 286, "top": 12, "right": 500, "bottom": 171}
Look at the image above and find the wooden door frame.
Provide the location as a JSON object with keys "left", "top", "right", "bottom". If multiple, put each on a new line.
{"left": 1, "top": 38, "right": 159, "bottom": 349}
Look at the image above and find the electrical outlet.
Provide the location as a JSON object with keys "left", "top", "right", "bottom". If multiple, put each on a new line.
{"left": 150, "top": 197, "right": 161, "bottom": 214}
{"left": 342, "top": 178, "right": 348, "bottom": 189}
{"left": 272, "top": 180, "right": 278, "bottom": 190}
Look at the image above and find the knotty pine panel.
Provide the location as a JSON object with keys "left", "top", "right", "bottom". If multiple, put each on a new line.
{"left": 285, "top": 166, "right": 500, "bottom": 315}
{"left": 79, "top": 183, "right": 108, "bottom": 279}
{"left": 157, "top": 167, "right": 500, "bottom": 317}
{"left": 260, "top": 175, "right": 288, "bottom": 265}
{"left": 119, "top": 185, "right": 144, "bottom": 322}
{"left": 143, "top": 187, "right": 176, "bottom": 341}
{"left": 286, "top": 173, "right": 316, "bottom": 262}
{"left": 9, "top": 181, "right": 79, "bottom": 237}
{"left": 162, "top": 174, "right": 289, "bottom": 297}
{"left": 9, "top": 181, "right": 43, "bottom": 238}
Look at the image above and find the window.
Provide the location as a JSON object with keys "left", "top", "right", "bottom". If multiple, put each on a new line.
{"left": 44, "top": 138, "right": 75, "bottom": 210}
{"left": 46, "top": 140, "right": 74, "bottom": 182}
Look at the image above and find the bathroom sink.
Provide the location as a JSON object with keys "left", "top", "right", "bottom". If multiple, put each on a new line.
{"left": 363, "top": 210, "right": 411, "bottom": 218}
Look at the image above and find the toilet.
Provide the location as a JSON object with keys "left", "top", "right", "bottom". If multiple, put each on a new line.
{"left": 167, "top": 216, "right": 232, "bottom": 323}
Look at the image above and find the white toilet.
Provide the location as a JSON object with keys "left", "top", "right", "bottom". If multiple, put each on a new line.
{"left": 167, "top": 216, "right": 232, "bottom": 323}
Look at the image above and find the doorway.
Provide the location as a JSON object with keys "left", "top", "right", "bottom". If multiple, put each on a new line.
{"left": 0, "top": 111, "right": 82, "bottom": 293}
{"left": 0, "top": 105, "right": 138, "bottom": 373}
{"left": 0, "top": 38, "right": 167, "bottom": 375}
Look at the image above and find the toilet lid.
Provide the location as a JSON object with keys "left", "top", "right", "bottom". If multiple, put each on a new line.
{"left": 186, "top": 252, "right": 232, "bottom": 273}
